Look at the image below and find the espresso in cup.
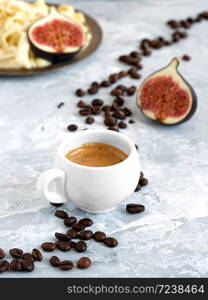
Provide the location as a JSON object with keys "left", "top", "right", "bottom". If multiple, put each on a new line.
{"left": 65, "top": 143, "right": 128, "bottom": 167}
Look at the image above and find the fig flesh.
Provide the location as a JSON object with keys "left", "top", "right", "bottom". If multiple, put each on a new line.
{"left": 28, "top": 8, "right": 86, "bottom": 63}
{"left": 137, "top": 58, "right": 197, "bottom": 125}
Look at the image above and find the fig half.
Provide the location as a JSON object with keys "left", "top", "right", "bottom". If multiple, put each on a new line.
{"left": 28, "top": 8, "right": 86, "bottom": 63}
{"left": 137, "top": 58, "right": 197, "bottom": 125}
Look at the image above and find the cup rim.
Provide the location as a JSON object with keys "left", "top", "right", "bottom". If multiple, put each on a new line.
{"left": 58, "top": 129, "right": 136, "bottom": 170}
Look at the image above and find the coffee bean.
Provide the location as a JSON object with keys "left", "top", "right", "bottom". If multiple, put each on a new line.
{"left": 91, "top": 81, "right": 100, "bottom": 88}
{"left": 55, "top": 232, "right": 71, "bottom": 241}
{"left": 79, "top": 108, "right": 91, "bottom": 116}
{"left": 104, "top": 117, "right": 117, "bottom": 127}
{"left": 101, "top": 80, "right": 110, "bottom": 87}
{"left": 130, "top": 72, "right": 141, "bottom": 79}
{"left": 107, "top": 127, "right": 119, "bottom": 132}
{"left": 79, "top": 218, "right": 93, "bottom": 227}
{"left": 22, "top": 260, "right": 34, "bottom": 272}
{"left": 78, "top": 230, "right": 93, "bottom": 240}
{"left": 10, "top": 259, "right": 23, "bottom": 271}
{"left": 102, "top": 105, "right": 111, "bottom": 112}
{"left": 130, "top": 51, "right": 141, "bottom": 58}
{"left": 118, "top": 121, "right": 127, "bottom": 129}
{"left": 76, "top": 89, "right": 85, "bottom": 97}
{"left": 93, "top": 231, "right": 106, "bottom": 242}
{"left": 56, "top": 241, "right": 71, "bottom": 252}
{"left": 180, "top": 20, "right": 190, "bottom": 29}
{"left": 113, "top": 110, "right": 126, "bottom": 120}
{"left": 64, "top": 216, "right": 77, "bottom": 226}
{"left": 114, "top": 97, "right": 125, "bottom": 107}
{"left": 126, "top": 203, "right": 145, "bottom": 214}
{"left": 0, "top": 260, "right": 9, "bottom": 273}
{"left": 50, "top": 256, "right": 60, "bottom": 267}
{"left": 41, "top": 242, "right": 56, "bottom": 252}
{"left": 109, "top": 74, "right": 118, "bottom": 84}
{"left": 57, "top": 102, "right": 64, "bottom": 109}
{"left": 77, "top": 100, "right": 88, "bottom": 108}
{"left": 77, "top": 257, "right": 91, "bottom": 269}
{"left": 135, "top": 144, "right": 139, "bottom": 151}
{"left": 91, "top": 106, "right": 101, "bottom": 115}
{"left": 104, "top": 237, "right": 118, "bottom": 248}
{"left": 122, "top": 107, "right": 132, "bottom": 116}
{"left": 91, "top": 99, "right": 103, "bottom": 106}
{"left": 134, "top": 183, "right": 142, "bottom": 192}
{"left": 70, "top": 241, "right": 77, "bottom": 248}
{"left": 32, "top": 249, "right": 42, "bottom": 261}
{"left": 140, "top": 178, "right": 148, "bottom": 186}
{"left": 59, "top": 260, "right": 74, "bottom": 271}
{"left": 129, "top": 119, "right": 135, "bottom": 124}
{"left": 71, "top": 223, "right": 85, "bottom": 232}
{"left": 22, "top": 253, "right": 34, "bottom": 262}
{"left": 117, "top": 71, "right": 128, "bottom": 78}
{"left": 119, "top": 55, "right": 128, "bottom": 62}
{"left": 55, "top": 210, "right": 68, "bottom": 219}
{"left": 9, "top": 248, "right": 23, "bottom": 258}
{"left": 167, "top": 19, "right": 180, "bottom": 29}
{"left": 142, "top": 48, "right": 151, "bottom": 56}
{"left": 88, "top": 87, "right": 98, "bottom": 95}
{"left": 75, "top": 241, "right": 87, "bottom": 252}
{"left": 111, "top": 89, "right": 123, "bottom": 97}
{"left": 127, "top": 86, "right": 136, "bottom": 96}
{"left": 0, "top": 248, "right": 5, "bottom": 259}
{"left": 67, "top": 229, "right": 78, "bottom": 239}
{"left": 67, "top": 124, "right": 78, "bottom": 132}
{"left": 182, "top": 54, "right": 191, "bottom": 61}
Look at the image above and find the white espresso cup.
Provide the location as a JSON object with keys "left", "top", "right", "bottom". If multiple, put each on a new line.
{"left": 37, "top": 129, "right": 140, "bottom": 213}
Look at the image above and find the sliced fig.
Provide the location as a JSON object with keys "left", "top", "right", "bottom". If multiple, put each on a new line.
{"left": 28, "top": 8, "right": 86, "bottom": 63}
{"left": 136, "top": 58, "right": 197, "bottom": 125}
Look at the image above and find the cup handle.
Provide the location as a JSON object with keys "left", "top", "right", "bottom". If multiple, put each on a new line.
{"left": 37, "top": 169, "right": 67, "bottom": 205}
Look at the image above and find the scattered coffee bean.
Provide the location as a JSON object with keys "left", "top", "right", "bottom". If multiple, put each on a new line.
{"left": 22, "top": 253, "right": 34, "bottom": 262}
{"left": 76, "top": 89, "right": 85, "bottom": 97}
{"left": 57, "top": 102, "right": 64, "bottom": 109}
{"left": 9, "top": 248, "right": 23, "bottom": 258}
{"left": 41, "top": 242, "right": 56, "bottom": 252}
{"left": 22, "top": 260, "right": 34, "bottom": 272}
{"left": 118, "top": 121, "right": 127, "bottom": 129}
{"left": 10, "top": 259, "right": 23, "bottom": 271}
{"left": 127, "top": 86, "right": 137, "bottom": 96}
{"left": 104, "top": 237, "right": 118, "bottom": 248}
{"left": 91, "top": 81, "right": 100, "bottom": 88}
{"left": 93, "top": 231, "right": 106, "bottom": 242}
{"left": 122, "top": 107, "right": 132, "bottom": 116}
{"left": 59, "top": 260, "right": 74, "bottom": 271}
{"left": 64, "top": 216, "right": 77, "bottom": 226}
{"left": 0, "top": 248, "right": 5, "bottom": 259}
{"left": 140, "top": 178, "right": 148, "bottom": 186}
{"left": 102, "top": 105, "right": 111, "bottom": 112}
{"left": 77, "top": 257, "right": 91, "bottom": 269}
{"left": 79, "top": 218, "right": 93, "bottom": 227}
{"left": 79, "top": 108, "right": 91, "bottom": 116}
{"left": 88, "top": 87, "right": 98, "bottom": 95}
{"left": 107, "top": 127, "right": 119, "bottom": 132}
{"left": 55, "top": 210, "right": 68, "bottom": 219}
{"left": 182, "top": 54, "right": 191, "bottom": 61}
{"left": 117, "top": 71, "right": 128, "bottom": 78}
{"left": 130, "top": 72, "right": 141, "bottom": 79}
{"left": 126, "top": 203, "right": 145, "bottom": 214}
{"left": 71, "top": 223, "right": 85, "bottom": 232}
{"left": 56, "top": 241, "right": 71, "bottom": 252}
{"left": 130, "top": 51, "right": 141, "bottom": 58}
{"left": 91, "top": 106, "right": 101, "bottom": 115}
{"left": 78, "top": 230, "right": 93, "bottom": 240}
{"left": 134, "top": 183, "right": 142, "bottom": 192}
{"left": 70, "top": 241, "right": 77, "bottom": 248}
{"left": 0, "top": 260, "right": 9, "bottom": 273}
{"left": 67, "top": 229, "right": 78, "bottom": 239}
{"left": 104, "top": 117, "right": 117, "bottom": 127}
{"left": 114, "top": 97, "right": 125, "bottom": 106}
{"left": 101, "top": 80, "right": 110, "bottom": 87}
{"left": 91, "top": 99, "right": 103, "bottom": 106}
{"left": 32, "top": 249, "right": 42, "bottom": 261}
{"left": 109, "top": 74, "right": 118, "bottom": 83}
{"left": 55, "top": 232, "right": 71, "bottom": 241}
{"left": 77, "top": 100, "right": 88, "bottom": 108}
{"left": 75, "top": 241, "right": 87, "bottom": 252}
{"left": 50, "top": 256, "right": 60, "bottom": 267}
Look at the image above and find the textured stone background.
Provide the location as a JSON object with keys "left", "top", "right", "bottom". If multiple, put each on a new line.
{"left": 0, "top": 0, "right": 208, "bottom": 277}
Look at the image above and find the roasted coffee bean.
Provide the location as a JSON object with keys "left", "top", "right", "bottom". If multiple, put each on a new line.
{"left": 9, "top": 248, "right": 23, "bottom": 258}
{"left": 76, "top": 89, "right": 85, "bottom": 97}
{"left": 119, "top": 55, "right": 128, "bottom": 62}
{"left": 140, "top": 178, "right": 148, "bottom": 186}
{"left": 122, "top": 107, "right": 132, "bottom": 116}
{"left": 0, "top": 248, "right": 5, "bottom": 259}
{"left": 67, "top": 124, "right": 78, "bottom": 132}
{"left": 117, "top": 71, "right": 128, "bottom": 78}
{"left": 118, "top": 121, "right": 127, "bottom": 129}
{"left": 0, "top": 260, "right": 9, "bottom": 273}
{"left": 85, "top": 116, "right": 95, "bottom": 124}
{"left": 67, "top": 229, "right": 78, "bottom": 239}
{"left": 109, "top": 74, "right": 118, "bottom": 84}
{"left": 104, "top": 117, "right": 117, "bottom": 127}
{"left": 114, "top": 97, "right": 125, "bottom": 107}
{"left": 101, "top": 80, "right": 110, "bottom": 87}
{"left": 113, "top": 110, "right": 126, "bottom": 120}
{"left": 140, "top": 171, "right": 144, "bottom": 179}
{"left": 77, "top": 100, "right": 88, "bottom": 108}
{"left": 125, "top": 56, "right": 138, "bottom": 66}
{"left": 55, "top": 210, "right": 68, "bottom": 219}
{"left": 111, "top": 89, "right": 123, "bottom": 97}
{"left": 79, "top": 108, "right": 91, "bottom": 116}
{"left": 50, "top": 256, "right": 60, "bottom": 267}
{"left": 41, "top": 242, "right": 56, "bottom": 252}
{"left": 56, "top": 241, "right": 71, "bottom": 252}
{"left": 142, "top": 48, "right": 151, "bottom": 56}
{"left": 75, "top": 241, "right": 87, "bottom": 252}
{"left": 10, "top": 259, "right": 23, "bottom": 271}
{"left": 79, "top": 218, "right": 93, "bottom": 227}
{"left": 91, "top": 106, "right": 101, "bottom": 115}
{"left": 91, "top": 81, "right": 100, "bottom": 88}
{"left": 111, "top": 102, "right": 121, "bottom": 112}
{"left": 55, "top": 232, "right": 71, "bottom": 241}
{"left": 70, "top": 241, "right": 77, "bottom": 248}
{"left": 126, "top": 203, "right": 145, "bottom": 214}
{"left": 182, "top": 54, "right": 191, "bottom": 61}
{"left": 130, "top": 51, "right": 141, "bottom": 58}
{"left": 129, "top": 119, "right": 135, "bottom": 124}
{"left": 32, "top": 249, "right": 42, "bottom": 261}
{"left": 22, "top": 253, "right": 34, "bottom": 262}
{"left": 88, "top": 87, "right": 98, "bottom": 95}
{"left": 134, "top": 183, "right": 142, "bottom": 192}
{"left": 93, "top": 231, "right": 106, "bottom": 242}
{"left": 130, "top": 72, "right": 141, "bottom": 79}
{"left": 22, "top": 260, "right": 34, "bottom": 272}
{"left": 167, "top": 19, "right": 180, "bottom": 29}
{"left": 172, "top": 31, "right": 181, "bottom": 42}
{"left": 78, "top": 230, "right": 93, "bottom": 240}
{"left": 71, "top": 223, "right": 85, "bottom": 232}
{"left": 107, "top": 127, "right": 119, "bottom": 132}
{"left": 102, "top": 105, "right": 111, "bottom": 112}
{"left": 59, "top": 260, "right": 74, "bottom": 271}
{"left": 57, "top": 102, "right": 64, "bottom": 109}
{"left": 104, "top": 237, "right": 118, "bottom": 248}
{"left": 135, "top": 144, "right": 139, "bottom": 151}
{"left": 127, "top": 86, "right": 136, "bottom": 96}
{"left": 77, "top": 257, "right": 91, "bottom": 269}
{"left": 91, "top": 99, "right": 103, "bottom": 106}
{"left": 180, "top": 20, "right": 190, "bottom": 29}
{"left": 64, "top": 216, "right": 77, "bottom": 226}
{"left": 164, "top": 40, "right": 172, "bottom": 46}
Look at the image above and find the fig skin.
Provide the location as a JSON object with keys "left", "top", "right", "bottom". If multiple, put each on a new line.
{"left": 136, "top": 58, "right": 197, "bottom": 125}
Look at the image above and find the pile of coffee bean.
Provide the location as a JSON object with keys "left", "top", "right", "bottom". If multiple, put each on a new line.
{"left": 65, "top": 11, "right": 208, "bottom": 131}
{"left": 0, "top": 247, "right": 42, "bottom": 274}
